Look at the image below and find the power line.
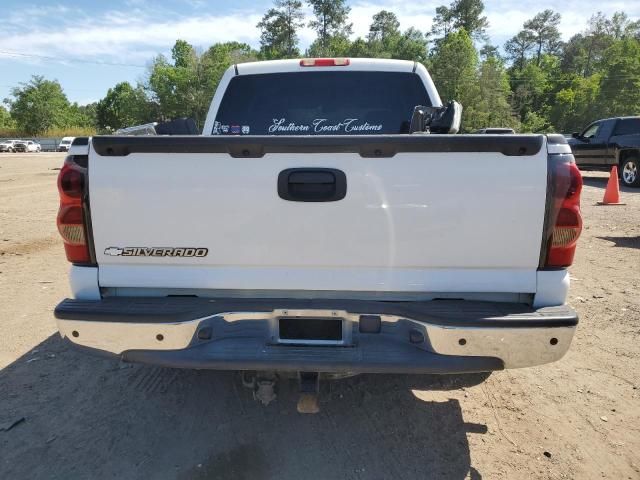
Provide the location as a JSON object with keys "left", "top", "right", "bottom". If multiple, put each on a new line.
{"left": 0, "top": 49, "right": 147, "bottom": 68}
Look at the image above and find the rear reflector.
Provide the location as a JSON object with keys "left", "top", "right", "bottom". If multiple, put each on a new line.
{"left": 57, "top": 205, "right": 86, "bottom": 244}
{"left": 300, "top": 58, "right": 350, "bottom": 67}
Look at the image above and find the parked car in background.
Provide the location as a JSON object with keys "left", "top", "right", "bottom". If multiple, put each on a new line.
{"left": 474, "top": 128, "right": 515, "bottom": 134}
{"left": 568, "top": 116, "right": 640, "bottom": 187}
{"left": 14, "top": 141, "right": 42, "bottom": 153}
{"left": 0, "top": 140, "right": 23, "bottom": 152}
{"left": 57, "top": 137, "right": 75, "bottom": 152}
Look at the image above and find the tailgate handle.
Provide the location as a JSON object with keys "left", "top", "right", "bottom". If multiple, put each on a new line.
{"left": 278, "top": 168, "right": 347, "bottom": 202}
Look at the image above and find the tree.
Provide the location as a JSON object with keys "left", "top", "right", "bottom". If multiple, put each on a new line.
{"left": 394, "top": 28, "right": 429, "bottom": 62}
{"left": 561, "top": 12, "right": 640, "bottom": 77}
{"left": 596, "top": 38, "right": 640, "bottom": 117}
{"left": 368, "top": 10, "right": 400, "bottom": 43}
{"left": 147, "top": 40, "right": 257, "bottom": 129}
{"left": 509, "top": 54, "right": 559, "bottom": 124}
{"left": 6, "top": 76, "right": 71, "bottom": 135}
{"left": 346, "top": 38, "right": 370, "bottom": 57}
{"left": 307, "top": 0, "right": 352, "bottom": 55}
{"left": 0, "top": 105, "right": 15, "bottom": 130}
{"left": 549, "top": 74, "right": 601, "bottom": 132}
{"left": 472, "top": 57, "right": 519, "bottom": 130}
{"left": 608, "top": 12, "right": 640, "bottom": 40}
{"left": 431, "top": 6, "right": 455, "bottom": 40}
{"left": 66, "top": 102, "right": 97, "bottom": 130}
{"left": 523, "top": 10, "right": 562, "bottom": 65}
{"left": 96, "top": 82, "right": 154, "bottom": 132}
{"left": 479, "top": 44, "right": 500, "bottom": 61}
{"left": 172, "top": 39, "right": 196, "bottom": 68}
{"left": 429, "top": 29, "right": 480, "bottom": 130}
{"left": 505, "top": 31, "right": 535, "bottom": 70}
{"left": 431, "top": 0, "right": 489, "bottom": 41}
{"left": 366, "top": 10, "right": 401, "bottom": 57}
{"left": 257, "top": 0, "right": 305, "bottom": 58}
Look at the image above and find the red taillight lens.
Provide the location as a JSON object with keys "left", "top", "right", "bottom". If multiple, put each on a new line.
{"left": 545, "top": 162, "right": 583, "bottom": 267}
{"left": 56, "top": 156, "right": 91, "bottom": 264}
{"left": 300, "top": 58, "right": 350, "bottom": 67}
{"left": 58, "top": 165, "right": 85, "bottom": 200}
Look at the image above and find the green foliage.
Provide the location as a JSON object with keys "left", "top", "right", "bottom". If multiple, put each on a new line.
{"left": 523, "top": 10, "right": 563, "bottom": 65}
{"left": 549, "top": 74, "right": 601, "bottom": 132}
{"left": 430, "top": 30, "right": 518, "bottom": 131}
{"left": 520, "top": 111, "right": 551, "bottom": 133}
{"left": 431, "top": 0, "right": 489, "bottom": 41}
{"left": 6, "top": 76, "right": 73, "bottom": 135}
{"left": 429, "top": 29, "right": 477, "bottom": 103}
{"left": 306, "top": 0, "right": 352, "bottom": 55}
{"left": 96, "top": 82, "right": 155, "bottom": 132}
{"left": 147, "top": 40, "right": 257, "bottom": 129}
{"left": 596, "top": 38, "right": 640, "bottom": 117}
{"left": 362, "top": 11, "right": 428, "bottom": 61}
{"left": 0, "top": 105, "right": 15, "bottom": 129}
{"left": 505, "top": 31, "right": 535, "bottom": 70}
{"left": 257, "top": 0, "right": 305, "bottom": 59}
{"left": 4, "top": 5, "right": 640, "bottom": 139}
{"left": 472, "top": 57, "right": 519, "bottom": 130}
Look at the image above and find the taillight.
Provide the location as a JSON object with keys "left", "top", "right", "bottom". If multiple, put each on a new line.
{"left": 57, "top": 155, "right": 93, "bottom": 264}
{"left": 543, "top": 160, "right": 583, "bottom": 268}
{"left": 300, "top": 58, "right": 350, "bottom": 67}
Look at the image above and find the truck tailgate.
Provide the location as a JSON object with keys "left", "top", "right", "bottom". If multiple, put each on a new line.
{"left": 88, "top": 135, "right": 548, "bottom": 295}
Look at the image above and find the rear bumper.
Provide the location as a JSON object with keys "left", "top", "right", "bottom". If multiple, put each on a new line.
{"left": 54, "top": 297, "right": 578, "bottom": 373}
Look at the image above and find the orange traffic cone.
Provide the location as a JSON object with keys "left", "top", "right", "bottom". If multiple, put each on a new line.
{"left": 597, "top": 166, "right": 626, "bottom": 205}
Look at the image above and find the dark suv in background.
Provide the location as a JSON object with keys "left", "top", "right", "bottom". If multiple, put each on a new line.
{"left": 568, "top": 116, "right": 640, "bottom": 187}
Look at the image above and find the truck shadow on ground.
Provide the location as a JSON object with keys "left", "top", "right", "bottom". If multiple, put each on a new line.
{"left": 1, "top": 335, "right": 490, "bottom": 480}
{"left": 580, "top": 174, "right": 638, "bottom": 193}
{"left": 597, "top": 235, "right": 640, "bottom": 250}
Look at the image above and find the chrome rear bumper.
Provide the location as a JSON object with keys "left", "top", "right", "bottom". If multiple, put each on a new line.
{"left": 55, "top": 298, "right": 577, "bottom": 372}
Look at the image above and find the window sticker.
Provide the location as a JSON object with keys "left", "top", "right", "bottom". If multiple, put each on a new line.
{"left": 242, "top": 125, "right": 250, "bottom": 134}
{"left": 268, "top": 118, "right": 382, "bottom": 134}
{"left": 230, "top": 125, "right": 241, "bottom": 134}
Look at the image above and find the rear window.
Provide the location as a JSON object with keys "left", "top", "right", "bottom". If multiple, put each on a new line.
{"left": 613, "top": 118, "right": 640, "bottom": 136}
{"left": 213, "top": 71, "right": 430, "bottom": 135}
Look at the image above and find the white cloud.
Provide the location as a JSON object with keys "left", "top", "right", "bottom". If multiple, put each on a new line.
{"left": 0, "top": 0, "right": 638, "bottom": 66}
{"left": 0, "top": 8, "right": 263, "bottom": 64}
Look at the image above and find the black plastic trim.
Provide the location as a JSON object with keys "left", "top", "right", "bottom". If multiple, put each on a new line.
{"left": 55, "top": 297, "right": 578, "bottom": 329}
{"left": 546, "top": 134, "right": 568, "bottom": 145}
{"left": 91, "top": 134, "right": 545, "bottom": 158}
{"left": 119, "top": 339, "right": 503, "bottom": 374}
{"left": 71, "top": 137, "right": 89, "bottom": 146}
{"left": 278, "top": 168, "right": 347, "bottom": 202}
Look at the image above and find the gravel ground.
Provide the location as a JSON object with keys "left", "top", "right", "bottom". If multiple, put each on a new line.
{"left": 0, "top": 152, "right": 638, "bottom": 480}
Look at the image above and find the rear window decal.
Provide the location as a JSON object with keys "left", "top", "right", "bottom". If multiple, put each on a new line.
{"left": 268, "top": 118, "right": 382, "bottom": 134}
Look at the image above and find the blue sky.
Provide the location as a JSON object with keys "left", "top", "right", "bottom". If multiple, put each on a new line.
{"left": 1, "top": 0, "right": 638, "bottom": 105}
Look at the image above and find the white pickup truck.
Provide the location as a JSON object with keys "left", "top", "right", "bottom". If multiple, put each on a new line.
{"left": 54, "top": 58, "right": 582, "bottom": 397}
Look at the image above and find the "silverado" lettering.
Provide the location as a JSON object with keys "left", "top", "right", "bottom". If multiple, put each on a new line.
{"left": 103, "top": 247, "right": 208, "bottom": 257}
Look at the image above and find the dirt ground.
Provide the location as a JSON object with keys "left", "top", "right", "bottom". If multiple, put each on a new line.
{"left": 0, "top": 152, "right": 638, "bottom": 480}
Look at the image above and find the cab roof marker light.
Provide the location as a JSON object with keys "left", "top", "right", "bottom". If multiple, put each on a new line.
{"left": 300, "top": 58, "right": 350, "bottom": 67}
